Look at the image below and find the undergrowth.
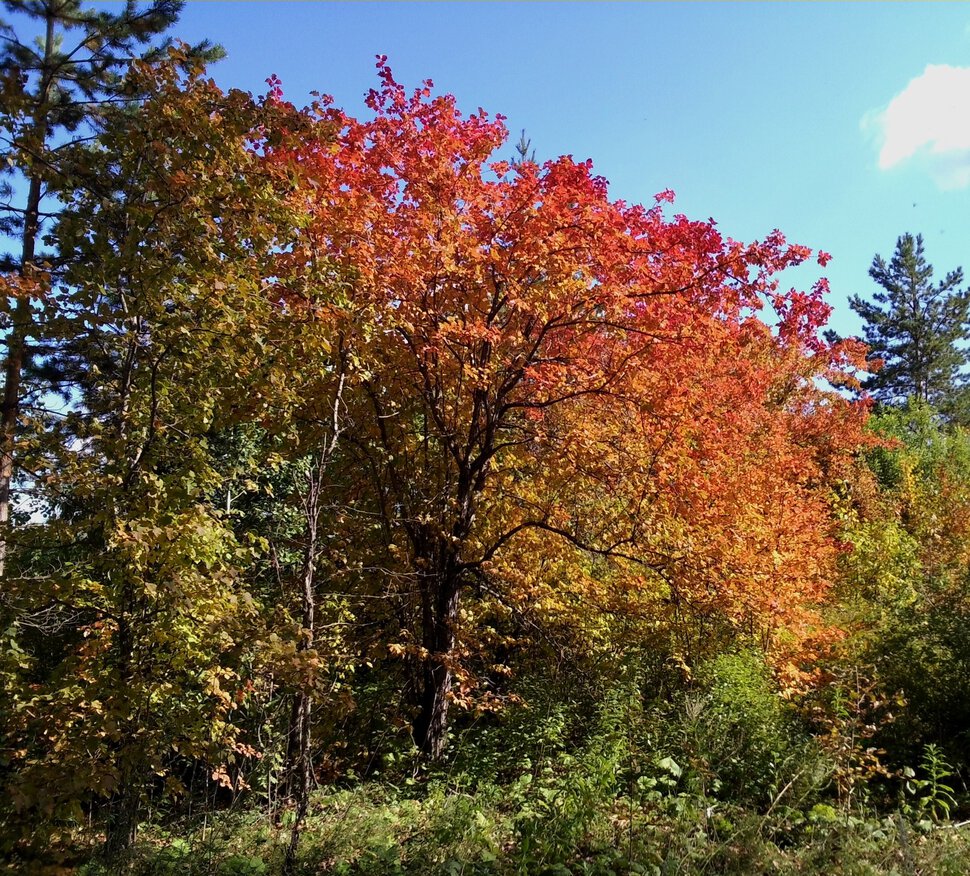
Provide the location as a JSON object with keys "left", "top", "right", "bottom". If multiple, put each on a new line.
{"left": 67, "top": 653, "right": 970, "bottom": 876}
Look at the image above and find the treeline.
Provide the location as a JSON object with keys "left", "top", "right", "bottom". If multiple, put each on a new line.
{"left": 1, "top": 4, "right": 970, "bottom": 874}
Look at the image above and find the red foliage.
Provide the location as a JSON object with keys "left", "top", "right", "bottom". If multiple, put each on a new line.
{"left": 267, "top": 60, "right": 871, "bottom": 688}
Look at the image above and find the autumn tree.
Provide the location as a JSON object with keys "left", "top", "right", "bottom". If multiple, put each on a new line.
{"left": 272, "top": 60, "right": 870, "bottom": 759}
{"left": 0, "top": 0, "right": 221, "bottom": 577}
{"left": 849, "top": 233, "right": 970, "bottom": 420}
{"left": 0, "top": 54, "right": 320, "bottom": 857}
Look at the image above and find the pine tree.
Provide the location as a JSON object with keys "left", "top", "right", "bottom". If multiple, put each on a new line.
{"left": 0, "top": 0, "right": 222, "bottom": 576}
{"left": 849, "top": 233, "right": 970, "bottom": 419}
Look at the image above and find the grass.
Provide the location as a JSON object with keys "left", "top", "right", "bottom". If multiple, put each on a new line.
{"left": 66, "top": 780, "right": 970, "bottom": 876}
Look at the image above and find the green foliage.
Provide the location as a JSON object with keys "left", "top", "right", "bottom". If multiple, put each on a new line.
{"left": 840, "top": 403, "right": 970, "bottom": 780}
{"left": 85, "top": 773, "right": 970, "bottom": 876}
{"left": 902, "top": 744, "right": 957, "bottom": 824}
{"left": 47, "top": 657, "right": 970, "bottom": 874}
{"left": 2, "top": 18, "right": 970, "bottom": 876}
{"left": 0, "top": 52, "right": 310, "bottom": 856}
{"left": 848, "top": 234, "right": 970, "bottom": 419}
{"left": 509, "top": 683, "right": 630, "bottom": 869}
{"left": 670, "top": 651, "right": 824, "bottom": 809}
{"left": 0, "top": 0, "right": 222, "bottom": 254}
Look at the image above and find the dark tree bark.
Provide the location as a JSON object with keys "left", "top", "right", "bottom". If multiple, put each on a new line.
{"left": 413, "top": 567, "right": 461, "bottom": 760}
{"left": 283, "top": 470, "right": 319, "bottom": 875}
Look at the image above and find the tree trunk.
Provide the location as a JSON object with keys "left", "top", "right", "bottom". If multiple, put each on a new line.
{"left": 0, "top": 5, "right": 54, "bottom": 578}
{"left": 103, "top": 610, "right": 138, "bottom": 859}
{"left": 282, "top": 687, "right": 312, "bottom": 874}
{"left": 282, "top": 592, "right": 314, "bottom": 873}
{"left": 0, "top": 178, "right": 42, "bottom": 581}
{"left": 282, "top": 379, "right": 345, "bottom": 870}
{"left": 102, "top": 785, "right": 139, "bottom": 861}
{"left": 0, "top": 304, "right": 26, "bottom": 579}
{"left": 282, "top": 462, "right": 322, "bottom": 873}
{"left": 413, "top": 570, "right": 461, "bottom": 760}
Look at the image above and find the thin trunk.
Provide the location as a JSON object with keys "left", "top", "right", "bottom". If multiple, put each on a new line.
{"left": 103, "top": 609, "right": 139, "bottom": 858}
{"left": 282, "top": 369, "right": 346, "bottom": 860}
{"left": 282, "top": 687, "right": 312, "bottom": 874}
{"left": 0, "top": 6, "right": 55, "bottom": 578}
{"left": 283, "top": 463, "right": 322, "bottom": 874}
{"left": 0, "top": 300, "right": 28, "bottom": 579}
{"left": 0, "top": 177, "right": 42, "bottom": 582}
{"left": 283, "top": 558, "right": 314, "bottom": 810}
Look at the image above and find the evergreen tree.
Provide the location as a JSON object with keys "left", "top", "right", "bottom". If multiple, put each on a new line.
{"left": 849, "top": 233, "right": 970, "bottom": 419}
{"left": 0, "top": 0, "right": 222, "bottom": 576}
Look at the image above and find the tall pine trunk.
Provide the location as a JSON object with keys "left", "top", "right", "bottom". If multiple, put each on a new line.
{"left": 0, "top": 3, "right": 57, "bottom": 577}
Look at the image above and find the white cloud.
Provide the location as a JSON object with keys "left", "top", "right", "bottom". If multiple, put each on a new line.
{"left": 866, "top": 64, "right": 970, "bottom": 190}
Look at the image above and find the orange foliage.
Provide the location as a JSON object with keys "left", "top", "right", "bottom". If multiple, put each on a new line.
{"left": 265, "top": 60, "right": 871, "bottom": 746}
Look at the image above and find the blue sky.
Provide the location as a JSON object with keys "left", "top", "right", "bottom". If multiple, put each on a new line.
{"left": 171, "top": 2, "right": 970, "bottom": 339}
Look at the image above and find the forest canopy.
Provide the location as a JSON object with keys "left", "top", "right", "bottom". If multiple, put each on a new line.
{"left": 2, "top": 12, "right": 970, "bottom": 875}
